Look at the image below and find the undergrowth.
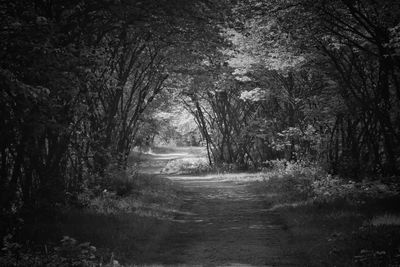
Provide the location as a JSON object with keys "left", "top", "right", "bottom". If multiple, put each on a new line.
{"left": 250, "top": 159, "right": 400, "bottom": 266}
{"left": 0, "top": 234, "right": 121, "bottom": 267}
{"left": 1, "top": 159, "right": 181, "bottom": 266}
{"left": 162, "top": 157, "right": 210, "bottom": 174}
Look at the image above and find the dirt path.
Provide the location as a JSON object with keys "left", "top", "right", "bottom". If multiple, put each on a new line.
{"left": 137, "top": 147, "right": 310, "bottom": 267}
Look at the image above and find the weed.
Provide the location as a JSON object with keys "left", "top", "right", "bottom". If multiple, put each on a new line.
{"left": 0, "top": 234, "right": 102, "bottom": 267}
{"left": 371, "top": 214, "right": 400, "bottom": 226}
{"left": 250, "top": 160, "right": 400, "bottom": 266}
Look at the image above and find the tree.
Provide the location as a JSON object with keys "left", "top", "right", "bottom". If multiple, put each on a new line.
{"left": 0, "top": 0, "right": 231, "bottom": 224}
{"left": 230, "top": 0, "right": 399, "bottom": 176}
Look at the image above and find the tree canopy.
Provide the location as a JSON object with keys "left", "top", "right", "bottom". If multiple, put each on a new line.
{"left": 0, "top": 0, "right": 229, "bottom": 218}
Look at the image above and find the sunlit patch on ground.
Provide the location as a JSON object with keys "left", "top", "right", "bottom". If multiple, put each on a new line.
{"left": 165, "top": 172, "right": 266, "bottom": 181}
{"left": 121, "top": 264, "right": 258, "bottom": 267}
{"left": 136, "top": 146, "right": 208, "bottom": 175}
{"left": 267, "top": 200, "right": 314, "bottom": 211}
{"left": 147, "top": 152, "right": 191, "bottom": 160}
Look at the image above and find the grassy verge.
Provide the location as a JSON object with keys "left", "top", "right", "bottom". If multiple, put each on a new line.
{"left": 243, "top": 161, "right": 400, "bottom": 267}
{"left": 1, "top": 166, "right": 183, "bottom": 266}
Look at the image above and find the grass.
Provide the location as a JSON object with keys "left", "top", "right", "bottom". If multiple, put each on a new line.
{"left": 244, "top": 169, "right": 400, "bottom": 267}
{"left": 18, "top": 210, "right": 183, "bottom": 265}
{"left": 13, "top": 168, "right": 188, "bottom": 266}
{"left": 370, "top": 214, "right": 400, "bottom": 226}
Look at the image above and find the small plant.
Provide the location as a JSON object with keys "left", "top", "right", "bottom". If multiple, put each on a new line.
{"left": 101, "top": 165, "right": 137, "bottom": 197}
{"left": 0, "top": 234, "right": 101, "bottom": 267}
{"left": 312, "top": 176, "right": 400, "bottom": 203}
{"left": 371, "top": 214, "right": 400, "bottom": 226}
{"left": 351, "top": 224, "right": 400, "bottom": 267}
{"left": 1, "top": 234, "right": 22, "bottom": 257}
{"left": 52, "top": 236, "right": 97, "bottom": 266}
{"left": 354, "top": 249, "right": 390, "bottom": 266}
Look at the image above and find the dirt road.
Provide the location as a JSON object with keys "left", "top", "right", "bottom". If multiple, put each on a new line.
{"left": 136, "top": 147, "right": 310, "bottom": 266}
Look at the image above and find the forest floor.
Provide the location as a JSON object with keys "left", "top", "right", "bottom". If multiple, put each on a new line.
{"left": 18, "top": 146, "right": 400, "bottom": 266}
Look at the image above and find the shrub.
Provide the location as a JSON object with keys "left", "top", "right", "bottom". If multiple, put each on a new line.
{"left": 261, "top": 159, "right": 324, "bottom": 179}
{"left": 312, "top": 176, "right": 400, "bottom": 203}
{"left": 263, "top": 174, "right": 314, "bottom": 203}
{"left": 162, "top": 158, "right": 210, "bottom": 174}
{"left": 98, "top": 165, "right": 138, "bottom": 197}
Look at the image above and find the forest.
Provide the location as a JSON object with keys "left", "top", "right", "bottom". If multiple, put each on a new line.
{"left": 1, "top": 0, "right": 400, "bottom": 266}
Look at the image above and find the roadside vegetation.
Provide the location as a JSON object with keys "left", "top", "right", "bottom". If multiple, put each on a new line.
{"left": 248, "top": 161, "right": 400, "bottom": 266}
{"left": 1, "top": 153, "right": 182, "bottom": 266}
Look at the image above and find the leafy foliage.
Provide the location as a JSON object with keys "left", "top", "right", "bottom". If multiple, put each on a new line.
{"left": 0, "top": 235, "right": 100, "bottom": 267}
{"left": 205, "top": 0, "right": 400, "bottom": 178}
